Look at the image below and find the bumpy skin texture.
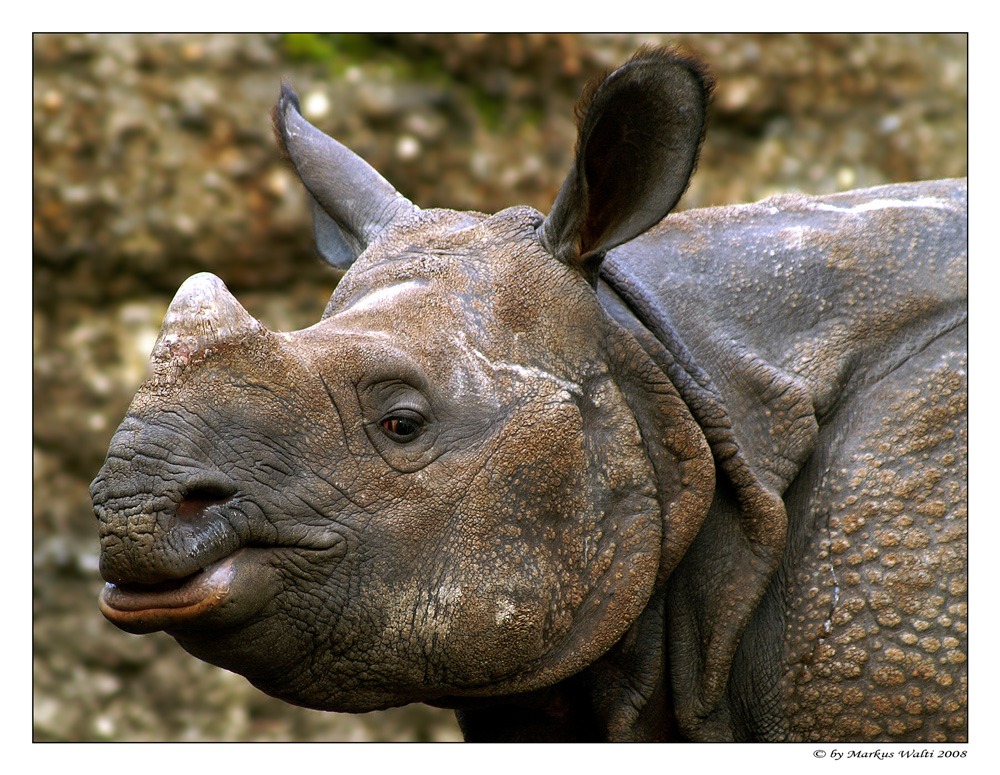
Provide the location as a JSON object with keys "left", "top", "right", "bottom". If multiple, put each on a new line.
{"left": 91, "top": 48, "right": 967, "bottom": 742}
{"left": 601, "top": 179, "right": 967, "bottom": 740}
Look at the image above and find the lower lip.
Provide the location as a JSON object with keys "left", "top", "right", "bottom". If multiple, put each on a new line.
{"left": 99, "top": 554, "right": 238, "bottom": 633}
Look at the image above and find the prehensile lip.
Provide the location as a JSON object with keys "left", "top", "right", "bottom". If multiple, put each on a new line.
{"left": 98, "top": 553, "right": 239, "bottom": 634}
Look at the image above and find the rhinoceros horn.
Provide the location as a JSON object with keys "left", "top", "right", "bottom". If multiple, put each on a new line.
{"left": 149, "top": 272, "right": 265, "bottom": 378}
{"left": 272, "top": 83, "right": 418, "bottom": 268}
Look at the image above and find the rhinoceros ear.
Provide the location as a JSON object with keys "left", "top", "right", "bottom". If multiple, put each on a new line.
{"left": 272, "top": 83, "right": 419, "bottom": 269}
{"left": 540, "top": 47, "right": 714, "bottom": 284}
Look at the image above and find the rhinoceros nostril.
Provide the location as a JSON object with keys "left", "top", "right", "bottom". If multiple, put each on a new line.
{"left": 177, "top": 484, "right": 235, "bottom": 521}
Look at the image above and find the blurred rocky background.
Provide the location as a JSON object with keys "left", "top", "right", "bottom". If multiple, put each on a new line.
{"left": 33, "top": 33, "right": 967, "bottom": 742}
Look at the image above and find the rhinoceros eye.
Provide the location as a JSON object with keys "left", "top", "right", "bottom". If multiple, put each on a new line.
{"left": 380, "top": 414, "right": 423, "bottom": 442}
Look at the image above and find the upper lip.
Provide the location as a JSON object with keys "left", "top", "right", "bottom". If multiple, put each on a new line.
{"left": 97, "top": 494, "right": 243, "bottom": 587}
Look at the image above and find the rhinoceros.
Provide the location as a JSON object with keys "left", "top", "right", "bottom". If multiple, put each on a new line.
{"left": 91, "top": 47, "right": 967, "bottom": 742}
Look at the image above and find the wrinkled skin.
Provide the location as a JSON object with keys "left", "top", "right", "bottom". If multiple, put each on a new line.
{"left": 92, "top": 48, "right": 967, "bottom": 741}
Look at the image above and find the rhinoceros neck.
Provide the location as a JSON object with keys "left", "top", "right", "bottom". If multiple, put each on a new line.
{"left": 600, "top": 179, "right": 967, "bottom": 496}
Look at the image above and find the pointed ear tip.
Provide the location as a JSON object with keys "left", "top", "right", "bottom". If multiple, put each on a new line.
{"left": 273, "top": 82, "right": 302, "bottom": 125}
{"left": 627, "top": 45, "right": 717, "bottom": 103}
{"left": 272, "top": 81, "right": 305, "bottom": 159}
{"left": 678, "top": 52, "right": 717, "bottom": 104}
{"left": 574, "top": 46, "right": 716, "bottom": 140}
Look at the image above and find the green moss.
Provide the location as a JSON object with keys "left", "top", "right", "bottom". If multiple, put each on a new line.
{"left": 281, "top": 33, "right": 338, "bottom": 64}
{"left": 280, "top": 33, "right": 382, "bottom": 71}
{"left": 278, "top": 34, "right": 519, "bottom": 131}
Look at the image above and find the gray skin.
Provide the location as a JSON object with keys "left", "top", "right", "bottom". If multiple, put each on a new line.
{"left": 91, "top": 47, "right": 967, "bottom": 742}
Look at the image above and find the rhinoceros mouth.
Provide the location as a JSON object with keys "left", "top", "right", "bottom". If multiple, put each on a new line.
{"left": 99, "top": 553, "right": 240, "bottom": 634}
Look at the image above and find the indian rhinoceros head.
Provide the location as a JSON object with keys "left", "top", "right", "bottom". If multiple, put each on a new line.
{"left": 91, "top": 47, "right": 717, "bottom": 713}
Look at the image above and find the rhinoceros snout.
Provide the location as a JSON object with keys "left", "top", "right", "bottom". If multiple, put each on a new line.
{"left": 94, "top": 485, "right": 242, "bottom": 589}
{"left": 92, "top": 450, "right": 252, "bottom": 633}
{"left": 92, "top": 419, "right": 244, "bottom": 588}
